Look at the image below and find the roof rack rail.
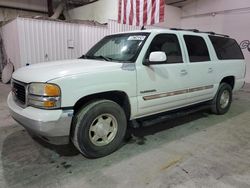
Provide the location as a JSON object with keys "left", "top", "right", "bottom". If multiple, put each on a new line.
{"left": 170, "top": 28, "right": 199, "bottom": 32}
{"left": 199, "top": 31, "right": 229, "bottom": 38}
{"left": 170, "top": 28, "right": 229, "bottom": 38}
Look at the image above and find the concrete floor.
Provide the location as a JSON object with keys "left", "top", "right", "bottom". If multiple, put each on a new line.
{"left": 0, "top": 83, "right": 250, "bottom": 188}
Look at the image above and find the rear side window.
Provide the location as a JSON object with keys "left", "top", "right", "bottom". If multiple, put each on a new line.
{"left": 209, "top": 36, "right": 244, "bottom": 60}
{"left": 184, "top": 35, "right": 210, "bottom": 62}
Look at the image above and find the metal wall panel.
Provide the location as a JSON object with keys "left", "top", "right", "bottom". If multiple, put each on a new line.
{"left": 78, "top": 24, "right": 108, "bottom": 55}
{"left": 17, "top": 17, "right": 80, "bottom": 67}
{"left": 78, "top": 20, "right": 142, "bottom": 55}
{"left": 1, "top": 17, "right": 164, "bottom": 69}
{"left": 1, "top": 19, "right": 21, "bottom": 70}
{"left": 108, "top": 19, "right": 141, "bottom": 34}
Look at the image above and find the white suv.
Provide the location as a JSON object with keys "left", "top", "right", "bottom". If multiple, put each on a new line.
{"left": 8, "top": 29, "right": 246, "bottom": 158}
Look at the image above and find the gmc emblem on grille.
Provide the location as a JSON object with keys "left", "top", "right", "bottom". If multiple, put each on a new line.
{"left": 12, "top": 87, "right": 18, "bottom": 95}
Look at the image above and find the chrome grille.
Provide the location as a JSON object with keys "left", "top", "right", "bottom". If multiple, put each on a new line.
{"left": 12, "top": 80, "right": 27, "bottom": 105}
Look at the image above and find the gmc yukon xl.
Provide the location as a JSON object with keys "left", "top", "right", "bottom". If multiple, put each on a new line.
{"left": 8, "top": 29, "right": 246, "bottom": 158}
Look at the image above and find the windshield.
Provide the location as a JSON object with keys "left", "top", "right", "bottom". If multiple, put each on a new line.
{"left": 83, "top": 33, "right": 149, "bottom": 62}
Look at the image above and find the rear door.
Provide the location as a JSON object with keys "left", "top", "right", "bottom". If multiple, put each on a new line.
{"left": 181, "top": 34, "right": 216, "bottom": 103}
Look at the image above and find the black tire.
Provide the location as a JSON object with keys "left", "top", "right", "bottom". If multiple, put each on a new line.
{"left": 71, "top": 100, "right": 127, "bottom": 158}
{"left": 211, "top": 83, "right": 232, "bottom": 115}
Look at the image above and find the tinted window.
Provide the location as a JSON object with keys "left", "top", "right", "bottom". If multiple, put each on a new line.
{"left": 184, "top": 35, "right": 210, "bottom": 62}
{"left": 209, "top": 36, "right": 244, "bottom": 60}
{"left": 146, "top": 34, "right": 183, "bottom": 63}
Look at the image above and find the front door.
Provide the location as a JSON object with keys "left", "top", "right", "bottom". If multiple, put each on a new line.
{"left": 136, "top": 33, "right": 190, "bottom": 117}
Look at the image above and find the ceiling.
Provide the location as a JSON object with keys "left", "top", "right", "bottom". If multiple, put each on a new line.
{"left": 65, "top": 0, "right": 97, "bottom": 9}
{"left": 64, "top": 0, "right": 195, "bottom": 9}
{"left": 165, "top": 0, "right": 194, "bottom": 7}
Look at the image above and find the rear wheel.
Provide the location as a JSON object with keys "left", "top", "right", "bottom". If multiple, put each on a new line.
{"left": 71, "top": 100, "right": 127, "bottom": 158}
{"left": 211, "top": 83, "right": 232, "bottom": 115}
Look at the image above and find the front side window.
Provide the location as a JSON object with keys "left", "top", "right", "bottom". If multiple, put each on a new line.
{"left": 184, "top": 35, "right": 210, "bottom": 63}
{"left": 209, "top": 36, "right": 244, "bottom": 60}
{"left": 84, "top": 33, "right": 149, "bottom": 62}
{"left": 146, "top": 34, "right": 183, "bottom": 64}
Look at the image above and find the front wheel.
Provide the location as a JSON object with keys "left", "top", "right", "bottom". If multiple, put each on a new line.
{"left": 211, "top": 83, "right": 232, "bottom": 115}
{"left": 71, "top": 100, "right": 127, "bottom": 158}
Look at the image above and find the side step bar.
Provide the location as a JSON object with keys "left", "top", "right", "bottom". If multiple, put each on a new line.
{"left": 130, "top": 103, "right": 211, "bottom": 128}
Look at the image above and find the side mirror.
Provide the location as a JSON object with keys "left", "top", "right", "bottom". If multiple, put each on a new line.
{"left": 143, "top": 51, "right": 167, "bottom": 66}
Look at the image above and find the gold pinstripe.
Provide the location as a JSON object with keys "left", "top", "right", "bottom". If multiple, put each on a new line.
{"left": 143, "top": 85, "right": 214, "bottom": 101}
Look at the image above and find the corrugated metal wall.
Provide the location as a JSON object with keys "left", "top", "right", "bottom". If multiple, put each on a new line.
{"left": 108, "top": 19, "right": 141, "bottom": 34}
{"left": 1, "top": 19, "right": 21, "bottom": 70}
{"left": 78, "top": 23, "right": 108, "bottom": 55}
{"left": 78, "top": 20, "right": 143, "bottom": 55}
{"left": 1, "top": 17, "right": 159, "bottom": 69}
{"left": 17, "top": 18, "right": 80, "bottom": 67}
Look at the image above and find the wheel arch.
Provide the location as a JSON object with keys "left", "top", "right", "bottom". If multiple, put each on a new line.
{"left": 220, "top": 76, "right": 235, "bottom": 89}
{"left": 73, "top": 90, "right": 131, "bottom": 120}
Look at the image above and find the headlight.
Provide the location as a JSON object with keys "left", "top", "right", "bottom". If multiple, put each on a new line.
{"left": 28, "top": 83, "right": 61, "bottom": 109}
{"left": 29, "top": 83, "right": 60, "bottom": 96}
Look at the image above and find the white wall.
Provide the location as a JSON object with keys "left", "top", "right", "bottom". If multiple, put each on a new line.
{"left": 0, "top": 19, "right": 21, "bottom": 70}
{"left": 68, "top": 0, "right": 181, "bottom": 28}
{"left": 182, "top": 0, "right": 250, "bottom": 17}
{"left": 68, "top": 0, "right": 118, "bottom": 24}
{"left": 1, "top": 17, "right": 144, "bottom": 70}
{"left": 154, "top": 5, "right": 181, "bottom": 28}
{"left": 181, "top": 0, "right": 250, "bottom": 83}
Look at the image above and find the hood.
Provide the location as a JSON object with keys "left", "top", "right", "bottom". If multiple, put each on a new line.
{"left": 12, "top": 59, "right": 121, "bottom": 83}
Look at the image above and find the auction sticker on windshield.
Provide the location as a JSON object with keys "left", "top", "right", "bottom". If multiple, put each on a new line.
{"left": 128, "top": 36, "right": 146, "bottom": 41}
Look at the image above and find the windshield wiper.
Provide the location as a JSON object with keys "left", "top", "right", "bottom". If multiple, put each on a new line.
{"left": 92, "top": 55, "right": 113, "bottom": 61}
{"left": 79, "top": 55, "right": 113, "bottom": 61}
{"left": 79, "top": 54, "right": 90, "bottom": 59}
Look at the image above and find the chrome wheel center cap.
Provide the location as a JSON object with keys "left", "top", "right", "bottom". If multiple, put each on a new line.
{"left": 96, "top": 123, "right": 109, "bottom": 137}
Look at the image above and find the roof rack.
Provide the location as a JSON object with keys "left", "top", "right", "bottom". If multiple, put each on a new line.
{"left": 169, "top": 28, "right": 229, "bottom": 38}
{"left": 170, "top": 28, "right": 200, "bottom": 32}
{"left": 199, "top": 31, "right": 229, "bottom": 38}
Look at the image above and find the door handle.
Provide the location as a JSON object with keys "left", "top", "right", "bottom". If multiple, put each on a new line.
{"left": 208, "top": 68, "right": 213, "bottom": 73}
{"left": 180, "top": 69, "right": 188, "bottom": 75}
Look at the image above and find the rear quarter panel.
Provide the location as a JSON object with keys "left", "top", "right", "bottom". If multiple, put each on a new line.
{"left": 213, "top": 59, "right": 246, "bottom": 92}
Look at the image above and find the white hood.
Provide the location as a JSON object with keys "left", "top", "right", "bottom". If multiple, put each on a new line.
{"left": 12, "top": 59, "right": 121, "bottom": 83}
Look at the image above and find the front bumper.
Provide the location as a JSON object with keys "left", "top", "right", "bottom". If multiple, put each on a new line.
{"left": 7, "top": 93, "right": 74, "bottom": 145}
